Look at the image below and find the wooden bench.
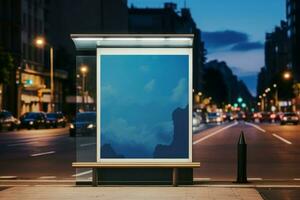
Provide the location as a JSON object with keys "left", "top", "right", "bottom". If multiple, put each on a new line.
{"left": 72, "top": 162, "right": 200, "bottom": 187}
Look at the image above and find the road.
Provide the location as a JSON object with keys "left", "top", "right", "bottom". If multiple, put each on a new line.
{"left": 1, "top": 122, "right": 300, "bottom": 181}
{"left": 0, "top": 128, "right": 76, "bottom": 180}
{"left": 193, "top": 121, "right": 300, "bottom": 181}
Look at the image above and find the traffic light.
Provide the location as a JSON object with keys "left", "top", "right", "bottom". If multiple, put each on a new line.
{"left": 237, "top": 97, "right": 243, "bottom": 103}
{"left": 234, "top": 103, "right": 238, "bottom": 108}
{"left": 25, "top": 79, "right": 33, "bottom": 85}
{"left": 241, "top": 103, "right": 246, "bottom": 108}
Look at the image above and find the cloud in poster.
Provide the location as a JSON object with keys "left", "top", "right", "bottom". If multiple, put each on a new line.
{"left": 144, "top": 79, "right": 155, "bottom": 92}
{"left": 101, "top": 84, "right": 116, "bottom": 96}
{"left": 100, "top": 54, "right": 189, "bottom": 158}
{"left": 102, "top": 118, "right": 173, "bottom": 156}
{"left": 171, "top": 78, "right": 187, "bottom": 102}
{"left": 139, "top": 65, "right": 150, "bottom": 72}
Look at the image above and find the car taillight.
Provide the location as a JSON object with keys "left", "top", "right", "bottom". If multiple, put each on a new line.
{"left": 292, "top": 117, "right": 299, "bottom": 121}
{"left": 270, "top": 114, "right": 276, "bottom": 119}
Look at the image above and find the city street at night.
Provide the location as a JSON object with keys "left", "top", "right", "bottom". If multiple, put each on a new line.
{"left": 1, "top": 122, "right": 300, "bottom": 182}
{"left": 1, "top": 0, "right": 300, "bottom": 199}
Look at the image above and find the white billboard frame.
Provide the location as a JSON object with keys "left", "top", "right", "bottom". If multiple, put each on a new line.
{"left": 96, "top": 47, "right": 193, "bottom": 163}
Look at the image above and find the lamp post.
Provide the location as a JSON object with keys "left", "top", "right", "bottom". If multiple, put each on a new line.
{"left": 259, "top": 95, "right": 263, "bottom": 111}
{"left": 283, "top": 71, "right": 292, "bottom": 80}
{"left": 273, "top": 84, "right": 279, "bottom": 111}
{"left": 282, "top": 71, "right": 296, "bottom": 112}
{"left": 35, "top": 37, "right": 54, "bottom": 112}
{"left": 197, "top": 92, "right": 202, "bottom": 105}
{"left": 262, "top": 93, "right": 266, "bottom": 111}
{"left": 80, "top": 65, "right": 88, "bottom": 111}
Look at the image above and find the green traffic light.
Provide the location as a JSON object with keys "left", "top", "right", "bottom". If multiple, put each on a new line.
{"left": 241, "top": 103, "right": 246, "bottom": 108}
{"left": 25, "top": 79, "right": 33, "bottom": 85}
{"left": 237, "top": 97, "right": 243, "bottom": 103}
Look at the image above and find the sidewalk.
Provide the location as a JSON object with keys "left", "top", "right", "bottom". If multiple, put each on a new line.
{"left": 0, "top": 186, "right": 263, "bottom": 200}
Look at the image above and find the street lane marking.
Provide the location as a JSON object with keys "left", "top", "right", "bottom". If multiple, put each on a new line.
{"left": 30, "top": 151, "right": 56, "bottom": 157}
{"left": 248, "top": 178, "right": 263, "bottom": 181}
{"left": 39, "top": 176, "right": 56, "bottom": 179}
{"left": 193, "top": 122, "right": 238, "bottom": 145}
{"left": 80, "top": 143, "right": 96, "bottom": 147}
{"left": 272, "top": 134, "right": 292, "bottom": 145}
{"left": 193, "top": 178, "right": 211, "bottom": 181}
{"left": 7, "top": 141, "right": 38, "bottom": 147}
{"left": 72, "top": 170, "right": 92, "bottom": 177}
{"left": 244, "top": 122, "right": 266, "bottom": 132}
{"left": 0, "top": 176, "right": 17, "bottom": 179}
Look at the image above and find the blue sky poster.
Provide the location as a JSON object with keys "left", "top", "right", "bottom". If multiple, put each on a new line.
{"left": 100, "top": 55, "right": 189, "bottom": 159}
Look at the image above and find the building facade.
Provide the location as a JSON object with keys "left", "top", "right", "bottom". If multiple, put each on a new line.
{"left": 128, "top": 3, "right": 206, "bottom": 93}
{"left": 45, "top": 0, "right": 128, "bottom": 114}
{"left": 264, "top": 21, "right": 289, "bottom": 83}
{"left": 287, "top": 0, "right": 300, "bottom": 110}
{"left": 287, "top": 0, "right": 300, "bottom": 81}
{"left": 0, "top": 0, "right": 67, "bottom": 116}
{"left": 205, "top": 60, "right": 253, "bottom": 107}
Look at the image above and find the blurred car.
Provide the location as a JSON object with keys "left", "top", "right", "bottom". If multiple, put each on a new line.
{"left": 69, "top": 112, "right": 96, "bottom": 137}
{"left": 192, "top": 112, "right": 202, "bottom": 127}
{"left": 206, "top": 112, "right": 223, "bottom": 123}
{"left": 20, "top": 112, "right": 47, "bottom": 129}
{"left": 223, "top": 112, "right": 232, "bottom": 121}
{"left": 260, "top": 112, "right": 271, "bottom": 122}
{"left": 252, "top": 112, "right": 262, "bottom": 122}
{"left": 280, "top": 112, "right": 299, "bottom": 125}
{"left": 46, "top": 112, "right": 67, "bottom": 128}
{"left": 0, "top": 110, "right": 20, "bottom": 131}
{"left": 237, "top": 112, "right": 246, "bottom": 121}
{"left": 269, "top": 112, "right": 280, "bottom": 122}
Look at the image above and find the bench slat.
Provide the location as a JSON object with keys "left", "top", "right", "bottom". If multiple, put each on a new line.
{"left": 72, "top": 162, "right": 200, "bottom": 168}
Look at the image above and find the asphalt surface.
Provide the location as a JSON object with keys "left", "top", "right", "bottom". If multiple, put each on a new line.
{"left": 193, "top": 121, "right": 300, "bottom": 181}
{"left": 1, "top": 121, "right": 300, "bottom": 182}
{"left": 0, "top": 127, "right": 76, "bottom": 179}
{"left": 257, "top": 188, "right": 300, "bottom": 200}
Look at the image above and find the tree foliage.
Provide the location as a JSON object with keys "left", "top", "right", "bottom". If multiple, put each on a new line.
{"left": 203, "top": 67, "right": 229, "bottom": 106}
{"left": 0, "top": 47, "right": 14, "bottom": 84}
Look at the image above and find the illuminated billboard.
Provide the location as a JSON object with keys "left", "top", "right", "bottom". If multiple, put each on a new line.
{"left": 97, "top": 47, "right": 192, "bottom": 162}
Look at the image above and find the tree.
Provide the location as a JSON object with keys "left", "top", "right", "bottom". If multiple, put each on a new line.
{"left": 203, "top": 67, "right": 229, "bottom": 106}
{"left": 0, "top": 47, "right": 14, "bottom": 84}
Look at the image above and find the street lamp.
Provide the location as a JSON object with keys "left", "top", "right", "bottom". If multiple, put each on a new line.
{"left": 80, "top": 65, "right": 88, "bottom": 110}
{"left": 34, "top": 36, "right": 54, "bottom": 112}
{"left": 283, "top": 71, "right": 292, "bottom": 80}
{"left": 273, "top": 83, "right": 279, "bottom": 111}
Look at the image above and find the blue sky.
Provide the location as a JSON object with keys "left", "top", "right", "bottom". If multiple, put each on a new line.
{"left": 128, "top": 0, "right": 286, "bottom": 95}
{"left": 100, "top": 55, "right": 189, "bottom": 158}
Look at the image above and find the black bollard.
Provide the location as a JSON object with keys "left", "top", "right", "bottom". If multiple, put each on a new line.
{"left": 236, "top": 131, "right": 248, "bottom": 183}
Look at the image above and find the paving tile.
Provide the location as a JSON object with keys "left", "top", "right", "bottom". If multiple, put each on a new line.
{"left": 0, "top": 186, "right": 264, "bottom": 200}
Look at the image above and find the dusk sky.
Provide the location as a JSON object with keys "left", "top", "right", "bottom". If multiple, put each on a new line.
{"left": 128, "top": 0, "right": 286, "bottom": 95}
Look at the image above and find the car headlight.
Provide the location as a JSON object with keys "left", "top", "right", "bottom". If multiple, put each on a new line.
{"left": 29, "top": 121, "right": 34, "bottom": 125}
{"left": 87, "top": 124, "right": 94, "bottom": 129}
{"left": 283, "top": 117, "right": 287, "bottom": 121}
{"left": 292, "top": 117, "right": 299, "bottom": 120}
{"left": 70, "top": 123, "right": 74, "bottom": 129}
